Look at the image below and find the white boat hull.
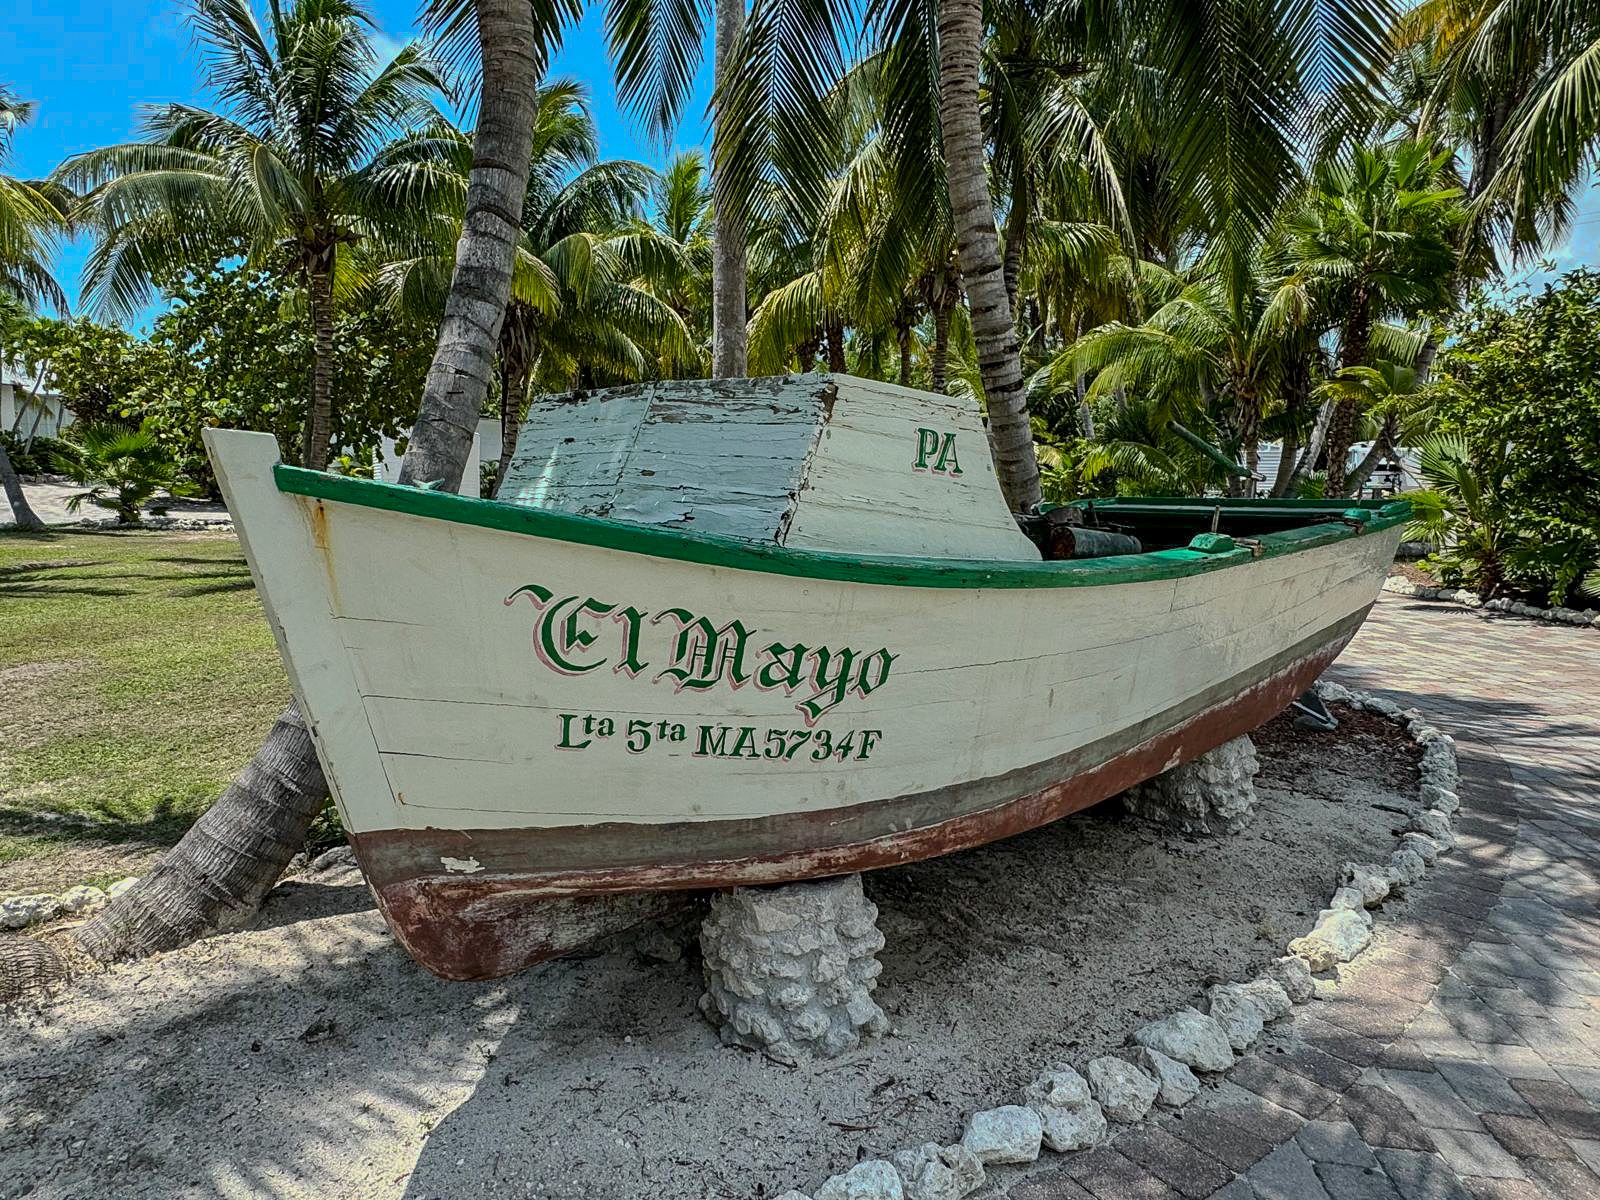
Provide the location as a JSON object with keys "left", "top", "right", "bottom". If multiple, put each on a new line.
{"left": 206, "top": 429, "right": 1404, "bottom": 978}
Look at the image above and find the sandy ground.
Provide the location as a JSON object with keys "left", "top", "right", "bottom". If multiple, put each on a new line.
{"left": 7, "top": 480, "right": 229, "bottom": 527}
{"left": 0, "top": 709, "right": 1418, "bottom": 1200}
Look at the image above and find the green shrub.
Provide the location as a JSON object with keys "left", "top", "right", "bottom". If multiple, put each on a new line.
{"left": 0, "top": 430, "right": 82, "bottom": 475}
{"left": 63, "top": 421, "right": 192, "bottom": 527}
{"left": 1433, "top": 270, "right": 1600, "bottom": 605}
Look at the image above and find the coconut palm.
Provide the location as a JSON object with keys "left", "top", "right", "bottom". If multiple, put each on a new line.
{"left": 1314, "top": 358, "right": 1433, "bottom": 496}
{"left": 1276, "top": 141, "right": 1462, "bottom": 494}
{"left": 1404, "top": 0, "right": 1600, "bottom": 248}
{"left": 0, "top": 88, "right": 68, "bottom": 313}
{"left": 383, "top": 88, "right": 695, "bottom": 486}
{"left": 56, "top": 0, "right": 447, "bottom": 471}
{"left": 41, "top": 0, "right": 568, "bottom": 977}
{"left": 0, "top": 92, "right": 64, "bottom": 530}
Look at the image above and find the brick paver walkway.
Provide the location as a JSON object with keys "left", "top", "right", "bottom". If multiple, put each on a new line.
{"left": 1005, "top": 594, "right": 1600, "bottom": 1200}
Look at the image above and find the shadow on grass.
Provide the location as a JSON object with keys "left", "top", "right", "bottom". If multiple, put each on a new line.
{"left": 0, "top": 552, "right": 253, "bottom": 598}
{"left": 0, "top": 800, "right": 195, "bottom": 853}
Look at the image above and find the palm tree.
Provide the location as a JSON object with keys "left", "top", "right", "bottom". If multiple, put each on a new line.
{"left": 57, "top": 0, "right": 446, "bottom": 471}
{"left": 0, "top": 90, "right": 64, "bottom": 531}
{"left": 1314, "top": 359, "right": 1433, "bottom": 496}
{"left": 1276, "top": 141, "right": 1461, "bottom": 494}
{"left": 385, "top": 89, "right": 694, "bottom": 487}
{"left": 1407, "top": 0, "right": 1600, "bottom": 246}
{"left": 617, "top": 151, "right": 714, "bottom": 359}
{"left": 0, "top": 88, "right": 68, "bottom": 313}
{"left": 44, "top": 0, "right": 564, "bottom": 976}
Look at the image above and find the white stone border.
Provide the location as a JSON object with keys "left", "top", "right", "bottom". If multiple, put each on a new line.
{"left": 0, "top": 878, "right": 138, "bottom": 931}
{"left": 776, "top": 686, "right": 1462, "bottom": 1200}
{"left": 1383, "top": 577, "right": 1600, "bottom": 631}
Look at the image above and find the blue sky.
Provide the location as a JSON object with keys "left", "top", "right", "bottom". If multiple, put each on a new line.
{"left": 2, "top": 0, "right": 715, "bottom": 322}
{"left": 4, "top": 0, "right": 1598, "bottom": 322}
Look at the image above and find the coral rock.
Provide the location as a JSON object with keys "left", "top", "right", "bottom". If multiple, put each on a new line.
{"left": 1399, "top": 832, "right": 1439, "bottom": 866}
{"left": 1267, "top": 956, "right": 1316, "bottom": 1004}
{"left": 1085, "top": 1055, "right": 1159, "bottom": 1123}
{"left": 1131, "top": 1047, "right": 1200, "bottom": 1108}
{"left": 891, "top": 1143, "right": 984, "bottom": 1200}
{"left": 960, "top": 1106, "right": 1043, "bottom": 1165}
{"left": 1289, "top": 909, "right": 1371, "bottom": 972}
{"left": 699, "top": 874, "right": 888, "bottom": 1064}
{"left": 1408, "top": 810, "right": 1455, "bottom": 852}
{"left": 816, "top": 1160, "right": 905, "bottom": 1200}
{"left": 1132, "top": 1008, "right": 1235, "bottom": 1073}
{"left": 1124, "top": 736, "right": 1259, "bottom": 835}
{"left": 1337, "top": 863, "right": 1391, "bottom": 907}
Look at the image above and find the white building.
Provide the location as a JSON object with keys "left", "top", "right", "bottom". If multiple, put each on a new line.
{"left": 1, "top": 362, "right": 73, "bottom": 439}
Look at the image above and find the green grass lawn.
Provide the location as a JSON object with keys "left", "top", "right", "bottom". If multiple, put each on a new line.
{"left": 0, "top": 529, "right": 289, "bottom": 890}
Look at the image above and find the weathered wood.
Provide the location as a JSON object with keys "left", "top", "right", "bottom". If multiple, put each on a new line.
{"left": 500, "top": 373, "right": 1040, "bottom": 560}
{"left": 206, "top": 415, "right": 1404, "bottom": 979}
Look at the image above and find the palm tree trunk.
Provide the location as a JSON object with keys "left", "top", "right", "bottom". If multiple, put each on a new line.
{"left": 897, "top": 321, "right": 912, "bottom": 386}
{"left": 0, "top": 442, "right": 42, "bottom": 530}
{"left": 710, "top": 0, "right": 748, "bottom": 378}
{"left": 1075, "top": 374, "right": 1094, "bottom": 440}
{"left": 1002, "top": 174, "right": 1029, "bottom": 315}
{"left": 1324, "top": 400, "right": 1358, "bottom": 496}
{"left": 825, "top": 318, "right": 846, "bottom": 373}
{"left": 1270, "top": 428, "right": 1298, "bottom": 498}
{"left": 932, "top": 301, "right": 952, "bottom": 393}
{"left": 1345, "top": 414, "right": 1397, "bottom": 498}
{"left": 1284, "top": 397, "right": 1334, "bottom": 497}
{"left": 401, "top": 0, "right": 540, "bottom": 491}
{"left": 0, "top": 0, "right": 548, "bottom": 990}
{"left": 937, "top": 0, "right": 1040, "bottom": 512}
{"left": 303, "top": 260, "right": 337, "bottom": 471}
{"left": 495, "top": 351, "right": 531, "bottom": 495}
{"left": 1325, "top": 292, "right": 1372, "bottom": 497}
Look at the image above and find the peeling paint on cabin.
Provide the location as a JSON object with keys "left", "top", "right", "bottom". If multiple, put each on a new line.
{"left": 498, "top": 373, "right": 1039, "bottom": 561}
{"left": 441, "top": 856, "right": 484, "bottom": 874}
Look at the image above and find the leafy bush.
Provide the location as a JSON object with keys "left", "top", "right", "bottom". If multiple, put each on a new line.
{"left": 0, "top": 430, "right": 82, "bottom": 475}
{"left": 63, "top": 422, "right": 191, "bottom": 527}
{"left": 1406, "top": 434, "right": 1519, "bottom": 598}
{"left": 1432, "top": 270, "right": 1600, "bottom": 604}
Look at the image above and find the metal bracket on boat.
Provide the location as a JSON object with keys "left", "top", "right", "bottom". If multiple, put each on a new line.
{"left": 1234, "top": 536, "right": 1265, "bottom": 558}
{"left": 1291, "top": 688, "right": 1339, "bottom": 732}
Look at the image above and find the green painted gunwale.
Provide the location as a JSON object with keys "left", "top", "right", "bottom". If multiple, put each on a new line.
{"left": 274, "top": 464, "right": 1410, "bottom": 591}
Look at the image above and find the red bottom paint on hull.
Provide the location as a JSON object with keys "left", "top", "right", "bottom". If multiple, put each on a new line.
{"left": 354, "top": 626, "right": 1357, "bottom": 981}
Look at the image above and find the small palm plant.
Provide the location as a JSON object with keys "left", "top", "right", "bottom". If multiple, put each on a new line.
{"left": 62, "top": 422, "right": 190, "bottom": 527}
{"left": 1405, "top": 433, "right": 1517, "bottom": 599}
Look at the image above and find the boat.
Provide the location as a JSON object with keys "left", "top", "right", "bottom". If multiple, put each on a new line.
{"left": 204, "top": 373, "right": 1409, "bottom": 980}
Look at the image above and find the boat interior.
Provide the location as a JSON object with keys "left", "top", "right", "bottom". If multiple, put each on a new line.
{"left": 1059, "top": 496, "right": 1410, "bottom": 556}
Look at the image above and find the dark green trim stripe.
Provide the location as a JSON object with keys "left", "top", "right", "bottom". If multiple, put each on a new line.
{"left": 274, "top": 464, "right": 1409, "bottom": 592}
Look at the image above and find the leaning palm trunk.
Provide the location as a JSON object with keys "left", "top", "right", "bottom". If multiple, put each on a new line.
{"left": 0, "top": 0, "right": 546, "bottom": 995}
{"left": 1323, "top": 400, "right": 1358, "bottom": 496}
{"left": 936, "top": 0, "right": 1040, "bottom": 512}
{"left": 303, "top": 259, "right": 338, "bottom": 471}
{"left": 1345, "top": 414, "right": 1397, "bottom": 498}
{"left": 495, "top": 307, "right": 536, "bottom": 494}
{"left": 0, "top": 443, "right": 42, "bottom": 530}
{"left": 1269, "top": 428, "right": 1299, "bottom": 498}
{"left": 710, "top": 0, "right": 749, "bottom": 378}
{"left": 1284, "top": 398, "right": 1335, "bottom": 497}
{"left": 401, "top": 0, "right": 540, "bottom": 490}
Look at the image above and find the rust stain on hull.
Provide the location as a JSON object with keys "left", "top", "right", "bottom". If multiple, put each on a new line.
{"left": 358, "top": 633, "right": 1348, "bottom": 981}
